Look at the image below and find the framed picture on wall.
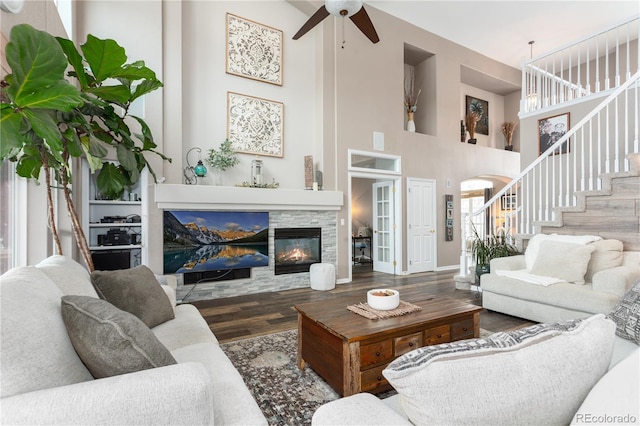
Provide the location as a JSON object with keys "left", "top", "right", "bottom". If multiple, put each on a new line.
{"left": 538, "top": 112, "right": 570, "bottom": 155}
{"left": 226, "top": 13, "right": 283, "bottom": 86}
{"left": 465, "top": 96, "right": 489, "bottom": 135}
{"left": 227, "top": 92, "right": 284, "bottom": 157}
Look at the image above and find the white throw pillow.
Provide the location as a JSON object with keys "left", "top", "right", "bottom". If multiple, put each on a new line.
{"left": 584, "top": 239, "right": 624, "bottom": 283}
{"left": 530, "top": 241, "right": 596, "bottom": 284}
{"left": 524, "top": 234, "right": 602, "bottom": 270}
{"left": 382, "top": 315, "right": 615, "bottom": 426}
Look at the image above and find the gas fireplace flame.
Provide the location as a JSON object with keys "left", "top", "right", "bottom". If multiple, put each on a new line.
{"left": 277, "top": 246, "right": 312, "bottom": 264}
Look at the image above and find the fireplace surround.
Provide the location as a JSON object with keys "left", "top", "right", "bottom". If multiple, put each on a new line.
{"left": 154, "top": 185, "right": 342, "bottom": 301}
{"left": 274, "top": 227, "right": 322, "bottom": 275}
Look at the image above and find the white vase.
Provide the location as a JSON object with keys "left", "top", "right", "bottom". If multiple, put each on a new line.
{"left": 406, "top": 111, "right": 416, "bottom": 132}
{"left": 212, "top": 169, "right": 222, "bottom": 186}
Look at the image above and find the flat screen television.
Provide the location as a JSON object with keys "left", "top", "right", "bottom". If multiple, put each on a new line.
{"left": 163, "top": 210, "right": 269, "bottom": 274}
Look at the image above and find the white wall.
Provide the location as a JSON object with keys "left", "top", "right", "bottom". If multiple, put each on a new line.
{"left": 180, "top": 1, "right": 319, "bottom": 189}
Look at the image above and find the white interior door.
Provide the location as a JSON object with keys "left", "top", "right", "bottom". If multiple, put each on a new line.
{"left": 407, "top": 178, "right": 436, "bottom": 273}
{"left": 373, "top": 181, "right": 396, "bottom": 274}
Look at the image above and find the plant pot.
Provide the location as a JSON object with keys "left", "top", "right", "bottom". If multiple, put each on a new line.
{"left": 467, "top": 138, "right": 477, "bottom": 144}
{"left": 475, "top": 263, "right": 490, "bottom": 283}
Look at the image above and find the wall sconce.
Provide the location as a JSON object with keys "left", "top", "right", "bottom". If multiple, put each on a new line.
{"left": 184, "top": 147, "right": 207, "bottom": 185}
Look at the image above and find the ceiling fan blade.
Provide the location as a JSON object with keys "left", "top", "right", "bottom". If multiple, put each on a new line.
{"left": 293, "top": 5, "right": 330, "bottom": 40}
{"left": 349, "top": 6, "right": 379, "bottom": 43}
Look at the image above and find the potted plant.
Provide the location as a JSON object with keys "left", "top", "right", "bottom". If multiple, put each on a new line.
{"left": 470, "top": 225, "right": 519, "bottom": 283}
{"left": 0, "top": 24, "right": 170, "bottom": 271}
{"left": 465, "top": 112, "right": 480, "bottom": 144}
{"left": 501, "top": 121, "right": 517, "bottom": 151}
{"left": 206, "top": 139, "right": 239, "bottom": 185}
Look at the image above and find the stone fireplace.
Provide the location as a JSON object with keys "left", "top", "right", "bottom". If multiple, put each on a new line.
{"left": 154, "top": 184, "right": 343, "bottom": 301}
{"left": 274, "top": 227, "right": 322, "bottom": 275}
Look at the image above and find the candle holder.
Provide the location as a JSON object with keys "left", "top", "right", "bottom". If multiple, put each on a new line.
{"left": 184, "top": 147, "right": 207, "bottom": 185}
{"left": 251, "top": 159, "right": 264, "bottom": 186}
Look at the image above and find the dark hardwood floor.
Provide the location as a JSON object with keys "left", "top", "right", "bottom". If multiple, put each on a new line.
{"left": 190, "top": 269, "right": 535, "bottom": 343}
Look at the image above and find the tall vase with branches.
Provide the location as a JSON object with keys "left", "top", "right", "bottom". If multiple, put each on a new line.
{"left": 465, "top": 112, "right": 480, "bottom": 144}
{"left": 404, "top": 68, "right": 421, "bottom": 132}
{"left": 0, "top": 24, "right": 170, "bottom": 271}
{"left": 501, "top": 121, "right": 517, "bottom": 151}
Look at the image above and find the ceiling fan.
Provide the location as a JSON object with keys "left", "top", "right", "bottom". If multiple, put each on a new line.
{"left": 293, "top": 0, "right": 380, "bottom": 44}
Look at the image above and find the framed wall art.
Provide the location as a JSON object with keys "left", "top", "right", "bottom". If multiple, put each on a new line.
{"left": 226, "top": 13, "right": 283, "bottom": 86}
{"left": 227, "top": 92, "right": 284, "bottom": 157}
{"left": 465, "top": 96, "right": 489, "bottom": 135}
{"left": 538, "top": 112, "right": 570, "bottom": 155}
{"left": 445, "top": 194, "right": 454, "bottom": 241}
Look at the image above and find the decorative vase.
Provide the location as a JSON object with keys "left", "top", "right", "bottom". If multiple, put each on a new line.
{"left": 406, "top": 112, "right": 416, "bottom": 132}
{"left": 212, "top": 169, "right": 222, "bottom": 186}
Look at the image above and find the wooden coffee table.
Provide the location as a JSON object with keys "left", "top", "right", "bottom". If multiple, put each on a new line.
{"left": 295, "top": 296, "right": 481, "bottom": 396}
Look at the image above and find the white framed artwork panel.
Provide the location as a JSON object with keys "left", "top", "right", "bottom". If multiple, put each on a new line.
{"left": 227, "top": 92, "right": 284, "bottom": 158}
{"left": 226, "top": 13, "right": 283, "bottom": 86}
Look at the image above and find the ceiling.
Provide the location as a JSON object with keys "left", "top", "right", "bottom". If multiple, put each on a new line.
{"left": 368, "top": 1, "right": 639, "bottom": 70}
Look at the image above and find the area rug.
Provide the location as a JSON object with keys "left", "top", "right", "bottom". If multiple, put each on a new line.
{"left": 221, "top": 329, "right": 336, "bottom": 425}
{"left": 220, "top": 328, "right": 494, "bottom": 425}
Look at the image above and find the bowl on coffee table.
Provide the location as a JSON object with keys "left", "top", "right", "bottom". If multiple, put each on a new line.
{"left": 367, "top": 288, "right": 400, "bottom": 310}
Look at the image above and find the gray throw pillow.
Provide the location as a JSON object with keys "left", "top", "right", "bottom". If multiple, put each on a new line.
{"left": 61, "top": 295, "right": 177, "bottom": 379}
{"left": 607, "top": 280, "right": 640, "bottom": 344}
{"left": 91, "top": 265, "right": 174, "bottom": 328}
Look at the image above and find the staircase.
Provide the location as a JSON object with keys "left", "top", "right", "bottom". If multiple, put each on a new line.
{"left": 537, "top": 168, "right": 640, "bottom": 251}
{"left": 459, "top": 16, "right": 640, "bottom": 277}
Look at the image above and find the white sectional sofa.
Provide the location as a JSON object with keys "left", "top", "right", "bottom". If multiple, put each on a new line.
{"left": 0, "top": 255, "right": 267, "bottom": 425}
{"left": 312, "top": 316, "right": 640, "bottom": 425}
{"left": 481, "top": 234, "right": 640, "bottom": 323}
{"left": 312, "top": 234, "right": 640, "bottom": 425}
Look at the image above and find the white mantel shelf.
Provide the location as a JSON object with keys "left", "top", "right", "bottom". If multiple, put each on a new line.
{"left": 154, "top": 184, "right": 344, "bottom": 211}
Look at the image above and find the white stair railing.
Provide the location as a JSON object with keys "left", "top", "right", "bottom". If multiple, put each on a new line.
{"left": 522, "top": 16, "right": 639, "bottom": 114}
{"left": 460, "top": 71, "right": 640, "bottom": 276}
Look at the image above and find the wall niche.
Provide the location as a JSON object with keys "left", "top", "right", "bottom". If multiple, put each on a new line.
{"left": 404, "top": 43, "right": 435, "bottom": 136}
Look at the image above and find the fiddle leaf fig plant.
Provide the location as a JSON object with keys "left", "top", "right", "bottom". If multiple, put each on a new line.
{"left": 0, "top": 23, "right": 170, "bottom": 271}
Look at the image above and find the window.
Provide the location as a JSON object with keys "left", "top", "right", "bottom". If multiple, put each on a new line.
{"left": 0, "top": 160, "right": 17, "bottom": 273}
{"left": 348, "top": 150, "right": 401, "bottom": 174}
{"left": 461, "top": 179, "right": 493, "bottom": 243}
{"left": 55, "top": 0, "right": 73, "bottom": 39}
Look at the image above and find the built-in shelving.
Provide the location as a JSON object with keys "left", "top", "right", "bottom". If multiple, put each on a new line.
{"left": 81, "top": 160, "right": 147, "bottom": 269}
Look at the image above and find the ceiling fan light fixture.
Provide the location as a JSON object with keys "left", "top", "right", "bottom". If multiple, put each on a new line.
{"left": 326, "top": 0, "right": 363, "bottom": 18}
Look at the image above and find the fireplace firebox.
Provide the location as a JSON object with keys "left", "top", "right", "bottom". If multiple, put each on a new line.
{"left": 274, "top": 228, "right": 321, "bottom": 275}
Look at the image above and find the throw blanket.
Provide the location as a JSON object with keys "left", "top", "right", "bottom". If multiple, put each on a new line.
{"left": 495, "top": 269, "right": 565, "bottom": 287}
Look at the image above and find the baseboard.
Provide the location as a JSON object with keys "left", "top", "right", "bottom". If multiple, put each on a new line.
{"left": 436, "top": 264, "right": 460, "bottom": 271}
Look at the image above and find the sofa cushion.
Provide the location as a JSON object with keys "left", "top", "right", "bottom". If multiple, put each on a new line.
{"left": 607, "top": 280, "right": 640, "bottom": 345}
{"left": 91, "top": 265, "right": 174, "bottom": 328}
{"left": 482, "top": 274, "right": 621, "bottom": 315}
{"left": 36, "top": 255, "right": 99, "bottom": 298}
{"left": 0, "top": 267, "right": 93, "bottom": 398}
{"left": 382, "top": 314, "right": 615, "bottom": 426}
{"left": 530, "top": 241, "right": 595, "bottom": 284}
{"left": 61, "top": 295, "right": 177, "bottom": 379}
{"left": 571, "top": 347, "right": 640, "bottom": 425}
{"left": 584, "top": 239, "right": 624, "bottom": 283}
{"left": 524, "top": 234, "right": 601, "bottom": 270}
{"left": 152, "top": 303, "right": 218, "bottom": 350}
